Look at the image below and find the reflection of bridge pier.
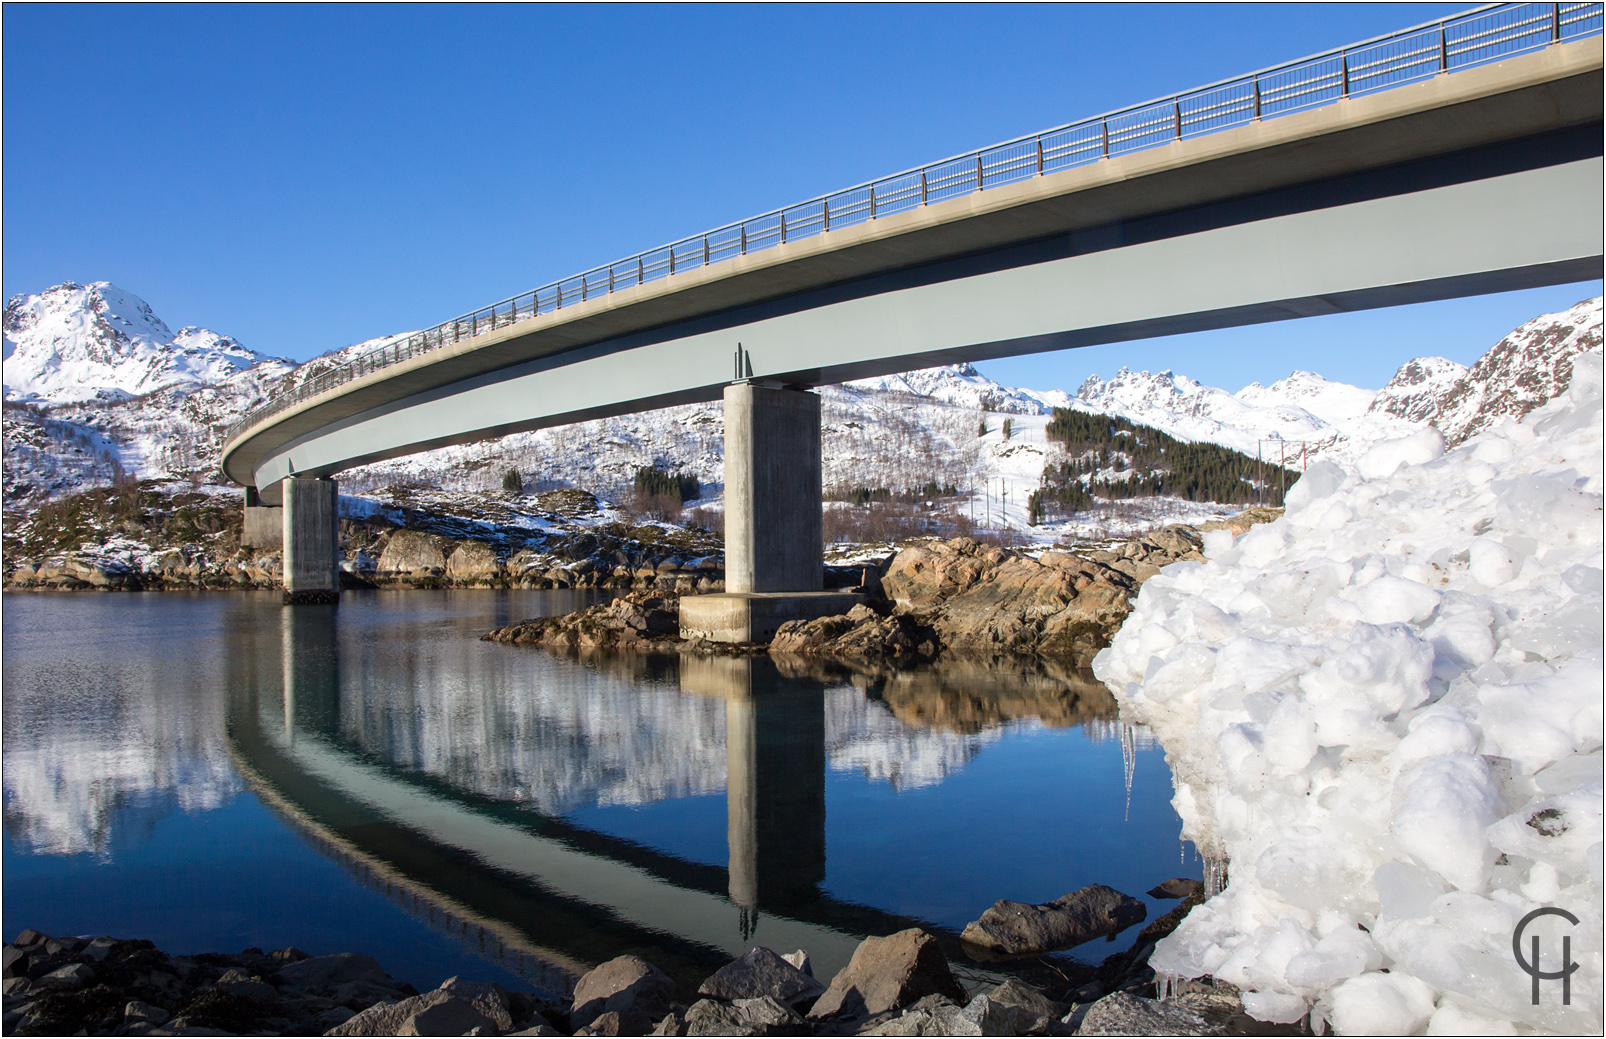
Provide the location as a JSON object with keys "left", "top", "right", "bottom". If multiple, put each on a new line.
{"left": 280, "top": 603, "right": 340, "bottom": 735}
{"left": 684, "top": 655, "right": 828, "bottom": 913}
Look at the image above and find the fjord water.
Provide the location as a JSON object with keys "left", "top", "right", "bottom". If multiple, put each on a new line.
{"left": 2, "top": 591, "right": 1197, "bottom": 993}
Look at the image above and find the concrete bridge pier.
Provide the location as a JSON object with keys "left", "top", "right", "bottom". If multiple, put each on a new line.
{"left": 680, "top": 383, "right": 859, "bottom": 643}
{"left": 281, "top": 476, "right": 341, "bottom": 605}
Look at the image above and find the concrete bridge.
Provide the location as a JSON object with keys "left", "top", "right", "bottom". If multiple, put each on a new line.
{"left": 223, "top": 4, "right": 1604, "bottom": 625}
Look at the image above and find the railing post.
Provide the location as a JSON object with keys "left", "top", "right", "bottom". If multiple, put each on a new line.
{"left": 1553, "top": 2, "right": 1562, "bottom": 40}
{"left": 1440, "top": 23, "right": 1449, "bottom": 70}
{"left": 869, "top": 184, "right": 877, "bottom": 218}
{"left": 1341, "top": 52, "right": 1350, "bottom": 96}
{"left": 669, "top": 246, "right": 676, "bottom": 275}
{"left": 740, "top": 224, "right": 747, "bottom": 254}
{"left": 1035, "top": 137, "right": 1044, "bottom": 175}
{"left": 1253, "top": 77, "right": 1262, "bottom": 119}
{"left": 1101, "top": 119, "right": 1110, "bottom": 157}
{"left": 581, "top": 276, "right": 588, "bottom": 302}
{"left": 822, "top": 198, "right": 830, "bottom": 232}
{"left": 1173, "top": 100, "right": 1183, "bottom": 138}
{"left": 638, "top": 256, "right": 645, "bottom": 284}
{"left": 608, "top": 267, "right": 615, "bottom": 293}
{"left": 780, "top": 211, "right": 787, "bottom": 243}
{"left": 920, "top": 169, "right": 928, "bottom": 205}
{"left": 975, "top": 152, "right": 984, "bottom": 190}
{"left": 704, "top": 236, "right": 711, "bottom": 264}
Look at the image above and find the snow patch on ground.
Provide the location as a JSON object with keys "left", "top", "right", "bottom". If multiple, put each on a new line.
{"left": 1095, "top": 354, "right": 1604, "bottom": 1034}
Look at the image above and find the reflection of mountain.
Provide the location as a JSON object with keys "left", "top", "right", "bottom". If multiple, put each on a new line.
{"left": 331, "top": 640, "right": 1126, "bottom": 807}
{"left": 1, "top": 626, "right": 242, "bottom": 857}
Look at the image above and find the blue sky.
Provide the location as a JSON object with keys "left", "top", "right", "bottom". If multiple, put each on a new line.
{"left": 3, "top": 3, "right": 1597, "bottom": 393}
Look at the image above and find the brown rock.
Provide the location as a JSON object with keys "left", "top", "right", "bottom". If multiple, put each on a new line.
{"left": 770, "top": 605, "right": 938, "bottom": 663}
{"left": 808, "top": 928, "right": 966, "bottom": 1021}
{"left": 327, "top": 978, "right": 512, "bottom": 1036}
{"left": 697, "top": 946, "right": 824, "bottom": 1007}
{"left": 377, "top": 530, "right": 448, "bottom": 574}
{"left": 1147, "top": 878, "right": 1206, "bottom": 900}
{"left": 445, "top": 540, "right": 501, "bottom": 581}
{"left": 961, "top": 884, "right": 1146, "bottom": 955}
{"left": 571, "top": 955, "right": 676, "bottom": 1033}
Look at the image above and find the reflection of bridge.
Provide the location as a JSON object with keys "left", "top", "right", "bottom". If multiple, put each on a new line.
{"left": 225, "top": 5, "right": 1603, "bottom": 622}
{"left": 225, "top": 607, "right": 1024, "bottom": 992}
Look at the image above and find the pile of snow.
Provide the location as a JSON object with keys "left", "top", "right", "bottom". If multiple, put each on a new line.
{"left": 2, "top": 282, "right": 275, "bottom": 403}
{"left": 1094, "top": 355, "right": 1603, "bottom": 1033}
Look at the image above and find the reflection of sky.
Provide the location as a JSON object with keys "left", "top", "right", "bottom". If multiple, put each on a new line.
{"left": 3, "top": 590, "right": 1195, "bottom": 977}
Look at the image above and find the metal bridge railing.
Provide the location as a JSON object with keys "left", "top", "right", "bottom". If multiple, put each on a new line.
{"left": 226, "top": 1, "right": 1603, "bottom": 447}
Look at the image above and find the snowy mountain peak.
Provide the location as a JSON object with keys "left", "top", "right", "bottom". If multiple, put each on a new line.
{"left": 3, "top": 281, "right": 272, "bottom": 404}
{"left": 1367, "top": 355, "right": 1471, "bottom": 425}
{"left": 1236, "top": 369, "right": 1378, "bottom": 426}
{"left": 841, "top": 363, "right": 1055, "bottom": 415}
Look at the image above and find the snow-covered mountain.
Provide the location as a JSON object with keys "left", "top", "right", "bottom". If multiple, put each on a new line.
{"left": 4, "top": 279, "right": 1599, "bottom": 528}
{"left": 2, "top": 282, "right": 280, "bottom": 403}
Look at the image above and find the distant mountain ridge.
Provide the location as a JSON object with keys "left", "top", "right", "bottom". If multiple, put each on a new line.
{"left": 2, "top": 280, "right": 1599, "bottom": 516}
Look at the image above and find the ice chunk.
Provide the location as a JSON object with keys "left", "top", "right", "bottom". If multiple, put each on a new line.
{"left": 1350, "top": 574, "right": 1442, "bottom": 625}
{"left": 1426, "top": 1000, "right": 1517, "bottom": 1036}
{"left": 1373, "top": 860, "right": 1449, "bottom": 920}
{"left": 1356, "top": 428, "right": 1445, "bottom": 481}
{"left": 1285, "top": 460, "right": 1347, "bottom": 511}
{"left": 1392, "top": 754, "right": 1502, "bottom": 891}
{"left": 1240, "top": 990, "right": 1308, "bottom": 1023}
{"left": 1329, "top": 971, "right": 1437, "bottom": 1036}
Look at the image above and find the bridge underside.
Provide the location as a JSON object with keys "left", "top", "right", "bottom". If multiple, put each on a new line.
{"left": 243, "top": 142, "right": 1602, "bottom": 503}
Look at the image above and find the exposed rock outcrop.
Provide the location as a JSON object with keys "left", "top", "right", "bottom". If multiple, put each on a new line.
{"left": 960, "top": 884, "right": 1148, "bottom": 956}
{"left": 482, "top": 592, "right": 682, "bottom": 652}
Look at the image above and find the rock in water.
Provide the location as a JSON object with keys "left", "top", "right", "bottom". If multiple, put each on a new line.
{"left": 961, "top": 884, "right": 1146, "bottom": 955}
{"left": 1146, "top": 877, "right": 1206, "bottom": 900}
{"left": 697, "top": 946, "right": 824, "bottom": 1006}
{"left": 808, "top": 928, "right": 966, "bottom": 1020}
{"left": 571, "top": 955, "right": 677, "bottom": 1033}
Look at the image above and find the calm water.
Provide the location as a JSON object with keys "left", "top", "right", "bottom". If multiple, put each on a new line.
{"left": 1, "top": 590, "right": 1198, "bottom": 995}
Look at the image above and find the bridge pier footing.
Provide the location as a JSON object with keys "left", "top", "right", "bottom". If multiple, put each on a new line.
{"left": 680, "top": 384, "right": 859, "bottom": 643}
{"left": 282, "top": 476, "right": 341, "bottom": 605}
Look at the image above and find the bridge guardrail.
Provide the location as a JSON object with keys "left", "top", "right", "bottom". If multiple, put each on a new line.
{"left": 225, "top": 1, "right": 1603, "bottom": 449}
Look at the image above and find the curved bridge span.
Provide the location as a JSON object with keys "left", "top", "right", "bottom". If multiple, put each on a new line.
{"left": 223, "top": 6, "right": 1603, "bottom": 609}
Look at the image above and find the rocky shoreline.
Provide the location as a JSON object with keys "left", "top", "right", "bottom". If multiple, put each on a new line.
{"left": 482, "top": 512, "right": 1280, "bottom": 663}
{"left": 2, "top": 880, "right": 1278, "bottom": 1038}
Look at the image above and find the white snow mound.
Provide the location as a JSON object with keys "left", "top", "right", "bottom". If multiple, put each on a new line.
{"left": 1094, "top": 353, "right": 1604, "bottom": 1035}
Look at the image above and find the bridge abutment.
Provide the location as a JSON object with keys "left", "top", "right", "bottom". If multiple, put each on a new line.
{"left": 680, "top": 384, "right": 858, "bottom": 642}
{"left": 281, "top": 476, "right": 341, "bottom": 605}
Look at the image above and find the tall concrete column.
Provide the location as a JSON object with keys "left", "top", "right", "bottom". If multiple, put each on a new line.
{"left": 680, "top": 384, "right": 859, "bottom": 642}
{"left": 724, "top": 384, "right": 823, "bottom": 594}
{"left": 282, "top": 476, "right": 340, "bottom": 604}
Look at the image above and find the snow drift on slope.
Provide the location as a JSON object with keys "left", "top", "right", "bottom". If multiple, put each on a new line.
{"left": 1093, "top": 355, "right": 1603, "bottom": 1034}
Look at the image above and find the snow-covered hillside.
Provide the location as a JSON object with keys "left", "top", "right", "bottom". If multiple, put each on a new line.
{"left": 1095, "top": 355, "right": 1604, "bottom": 1033}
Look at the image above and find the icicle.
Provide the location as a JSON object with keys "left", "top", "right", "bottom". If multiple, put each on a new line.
{"left": 1120, "top": 721, "right": 1136, "bottom": 820}
{"left": 1203, "top": 854, "right": 1230, "bottom": 898}
{"left": 1155, "top": 972, "right": 1183, "bottom": 1002}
